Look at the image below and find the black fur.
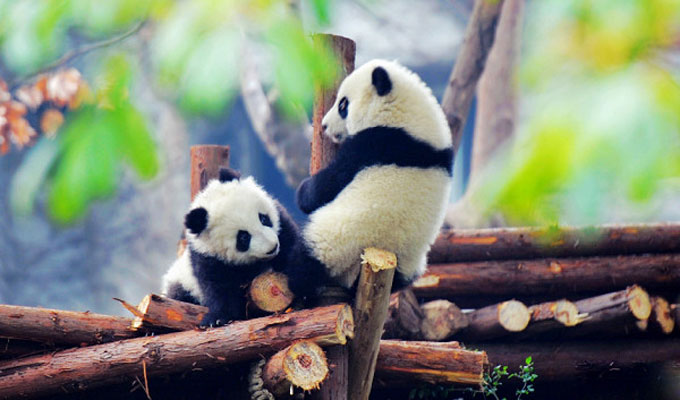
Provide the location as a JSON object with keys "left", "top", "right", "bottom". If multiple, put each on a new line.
{"left": 296, "top": 126, "right": 454, "bottom": 214}
{"left": 219, "top": 167, "right": 241, "bottom": 182}
{"left": 372, "top": 66, "right": 392, "bottom": 96}
{"left": 185, "top": 207, "right": 208, "bottom": 235}
{"left": 165, "top": 282, "right": 200, "bottom": 305}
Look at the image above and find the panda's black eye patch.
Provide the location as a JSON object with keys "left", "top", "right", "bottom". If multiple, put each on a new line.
{"left": 338, "top": 97, "right": 348, "bottom": 119}
{"left": 259, "top": 213, "right": 273, "bottom": 227}
{"left": 236, "top": 230, "right": 251, "bottom": 252}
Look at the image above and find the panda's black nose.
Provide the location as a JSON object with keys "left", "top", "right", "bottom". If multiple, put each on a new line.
{"left": 267, "top": 244, "right": 279, "bottom": 255}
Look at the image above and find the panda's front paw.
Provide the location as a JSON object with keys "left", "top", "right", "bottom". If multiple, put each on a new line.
{"left": 201, "top": 313, "right": 229, "bottom": 328}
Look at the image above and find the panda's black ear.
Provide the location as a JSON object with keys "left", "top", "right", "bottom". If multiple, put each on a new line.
{"left": 185, "top": 207, "right": 208, "bottom": 235}
{"left": 219, "top": 167, "right": 241, "bottom": 183}
{"left": 371, "top": 66, "right": 392, "bottom": 96}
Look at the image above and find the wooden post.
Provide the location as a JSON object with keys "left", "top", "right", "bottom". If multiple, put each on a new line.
{"left": 462, "top": 300, "right": 530, "bottom": 340}
{"left": 262, "top": 340, "right": 329, "bottom": 396}
{"left": 189, "top": 145, "right": 230, "bottom": 200}
{"left": 420, "top": 300, "right": 469, "bottom": 341}
{"left": 309, "top": 34, "right": 355, "bottom": 175}
{"left": 383, "top": 289, "right": 424, "bottom": 340}
{"left": 308, "top": 33, "right": 355, "bottom": 400}
{"left": 348, "top": 248, "right": 397, "bottom": 400}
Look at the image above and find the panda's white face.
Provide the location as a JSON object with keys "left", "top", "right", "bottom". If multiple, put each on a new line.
{"left": 185, "top": 177, "right": 281, "bottom": 265}
{"left": 321, "top": 59, "right": 452, "bottom": 150}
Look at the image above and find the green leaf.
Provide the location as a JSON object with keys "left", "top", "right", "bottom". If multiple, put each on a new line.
{"left": 9, "top": 137, "right": 61, "bottom": 216}
{"left": 115, "top": 105, "right": 159, "bottom": 179}
{"left": 309, "top": 0, "right": 331, "bottom": 25}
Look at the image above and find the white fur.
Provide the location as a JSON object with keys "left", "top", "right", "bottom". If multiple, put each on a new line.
{"left": 322, "top": 59, "right": 452, "bottom": 150}
{"left": 309, "top": 59, "right": 452, "bottom": 287}
{"left": 188, "top": 177, "right": 281, "bottom": 264}
{"left": 161, "top": 251, "right": 204, "bottom": 302}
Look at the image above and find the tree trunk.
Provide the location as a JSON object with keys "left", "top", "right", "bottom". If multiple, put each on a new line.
{"left": 0, "top": 304, "right": 353, "bottom": 399}
{"left": 462, "top": 300, "right": 530, "bottom": 340}
{"left": 189, "top": 145, "right": 230, "bottom": 200}
{"left": 249, "top": 270, "right": 294, "bottom": 314}
{"left": 414, "top": 254, "right": 680, "bottom": 298}
{"left": 130, "top": 294, "right": 208, "bottom": 332}
{"left": 262, "top": 340, "right": 329, "bottom": 396}
{"left": 420, "top": 300, "right": 469, "bottom": 341}
{"left": 481, "top": 339, "right": 680, "bottom": 380}
{"left": 376, "top": 340, "right": 486, "bottom": 386}
{"left": 0, "top": 305, "right": 136, "bottom": 346}
{"left": 382, "top": 289, "right": 424, "bottom": 340}
{"left": 440, "top": 0, "right": 505, "bottom": 152}
{"left": 428, "top": 223, "right": 680, "bottom": 263}
{"left": 348, "top": 248, "right": 397, "bottom": 400}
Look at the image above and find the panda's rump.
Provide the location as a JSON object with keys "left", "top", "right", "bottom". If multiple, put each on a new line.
{"left": 304, "top": 165, "right": 450, "bottom": 286}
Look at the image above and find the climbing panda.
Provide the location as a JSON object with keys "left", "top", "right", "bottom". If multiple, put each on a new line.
{"left": 161, "top": 168, "right": 306, "bottom": 326}
{"left": 296, "top": 59, "right": 453, "bottom": 291}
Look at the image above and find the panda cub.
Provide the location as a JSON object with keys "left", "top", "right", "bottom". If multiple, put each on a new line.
{"left": 162, "top": 168, "right": 303, "bottom": 326}
{"left": 296, "top": 59, "right": 453, "bottom": 291}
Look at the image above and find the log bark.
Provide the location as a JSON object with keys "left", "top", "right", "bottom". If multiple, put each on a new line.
{"left": 262, "top": 340, "right": 329, "bottom": 396}
{"left": 309, "top": 34, "right": 355, "bottom": 175}
{"left": 440, "top": 0, "right": 505, "bottom": 152}
{"left": 130, "top": 294, "right": 208, "bottom": 332}
{"left": 0, "top": 305, "right": 137, "bottom": 346}
{"left": 567, "top": 285, "right": 652, "bottom": 337}
{"left": 0, "top": 304, "right": 353, "bottom": 399}
{"left": 650, "top": 296, "right": 675, "bottom": 335}
{"left": 249, "top": 270, "right": 294, "bottom": 314}
{"left": 307, "top": 33, "right": 355, "bottom": 400}
{"left": 482, "top": 339, "right": 680, "bottom": 380}
{"left": 382, "top": 289, "right": 424, "bottom": 340}
{"left": 189, "top": 145, "right": 230, "bottom": 200}
{"left": 428, "top": 223, "right": 680, "bottom": 264}
{"left": 420, "top": 300, "right": 468, "bottom": 341}
{"left": 414, "top": 253, "right": 680, "bottom": 298}
{"left": 376, "top": 340, "right": 486, "bottom": 386}
{"left": 672, "top": 304, "right": 680, "bottom": 330}
{"left": 462, "top": 300, "right": 530, "bottom": 340}
{"left": 348, "top": 248, "right": 397, "bottom": 400}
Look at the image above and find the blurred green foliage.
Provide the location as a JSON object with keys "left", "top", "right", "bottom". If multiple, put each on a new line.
{"left": 1, "top": 0, "right": 337, "bottom": 224}
{"left": 474, "top": 0, "right": 680, "bottom": 226}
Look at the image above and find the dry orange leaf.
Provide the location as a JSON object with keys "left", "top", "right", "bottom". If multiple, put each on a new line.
{"left": 16, "top": 84, "right": 45, "bottom": 110}
{"left": 47, "top": 68, "right": 82, "bottom": 107}
{"left": 41, "top": 109, "right": 64, "bottom": 138}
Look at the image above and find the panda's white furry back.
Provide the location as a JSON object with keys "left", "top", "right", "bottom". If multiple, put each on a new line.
{"left": 296, "top": 59, "right": 453, "bottom": 290}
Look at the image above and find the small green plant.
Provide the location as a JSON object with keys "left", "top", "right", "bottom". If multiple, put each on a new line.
{"left": 406, "top": 357, "right": 537, "bottom": 400}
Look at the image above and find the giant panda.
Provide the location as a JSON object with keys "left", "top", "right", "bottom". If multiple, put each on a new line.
{"left": 296, "top": 59, "right": 453, "bottom": 291}
{"left": 161, "top": 167, "right": 307, "bottom": 326}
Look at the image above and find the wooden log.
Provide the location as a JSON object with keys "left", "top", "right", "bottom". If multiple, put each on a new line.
{"left": 414, "top": 253, "right": 680, "bottom": 298}
{"left": 0, "top": 304, "right": 353, "bottom": 399}
{"left": 262, "top": 340, "right": 329, "bottom": 397}
{"left": 0, "top": 305, "right": 137, "bottom": 346}
{"left": 382, "top": 289, "right": 424, "bottom": 340}
{"left": 482, "top": 339, "right": 680, "bottom": 380}
{"left": 348, "top": 248, "right": 397, "bottom": 400}
{"left": 309, "top": 34, "right": 355, "bottom": 175}
{"left": 307, "top": 33, "right": 355, "bottom": 400}
{"left": 420, "top": 300, "right": 468, "bottom": 341}
{"left": 463, "top": 300, "right": 530, "bottom": 340}
{"left": 428, "top": 223, "right": 680, "bottom": 263}
{"left": 130, "top": 294, "right": 208, "bottom": 332}
{"left": 376, "top": 340, "right": 486, "bottom": 386}
{"left": 0, "top": 339, "right": 54, "bottom": 360}
{"left": 650, "top": 296, "right": 675, "bottom": 335}
{"left": 569, "top": 285, "right": 652, "bottom": 337}
{"left": 672, "top": 304, "right": 680, "bottom": 331}
{"left": 249, "top": 270, "right": 294, "bottom": 314}
{"left": 189, "top": 145, "right": 230, "bottom": 200}
{"left": 440, "top": 0, "right": 504, "bottom": 152}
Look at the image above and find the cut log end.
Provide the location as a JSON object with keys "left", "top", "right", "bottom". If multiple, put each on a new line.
{"left": 337, "top": 304, "right": 355, "bottom": 343}
{"left": 553, "top": 300, "right": 581, "bottom": 327}
{"left": 361, "top": 248, "right": 397, "bottom": 272}
{"left": 627, "top": 285, "right": 652, "bottom": 321}
{"left": 420, "top": 300, "right": 469, "bottom": 341}
{"left": 249, "top": 271, "right": 294, "bottom": 313}
{"left": 651, "top": 297, "right": 675, "bottom": 335}
{"left": 498, "top": 300, "right": 530, "bottom": 332}
{"left": 284, "top": 341, "right": 329, "bottom": 391}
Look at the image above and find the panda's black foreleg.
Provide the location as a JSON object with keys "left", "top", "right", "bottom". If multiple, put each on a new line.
{"left": 284, "top": 248, "right": 333, "bottom": 304}
{"left": 199, "top": 284, "right": 246, "bottom": 326}
{"left": 165, "top": 283, "right": 201, "bottom": 305}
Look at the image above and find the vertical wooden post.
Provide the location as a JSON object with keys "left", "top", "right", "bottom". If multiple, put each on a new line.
{"left": 308, "top": 33, "right": 355, "bottom": 400}
{"left": 310, "top": 35, "right": 356, "bottom": 174}
{"left": 190, "top": 145, "right": 231, "bottom": 200}
{"left": 348, "top": 248, "right": 397, "bottom": 400}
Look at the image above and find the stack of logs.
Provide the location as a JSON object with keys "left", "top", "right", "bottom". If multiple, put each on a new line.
{"left": 380, "top": 223, "right": 680, "bottom": 382}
